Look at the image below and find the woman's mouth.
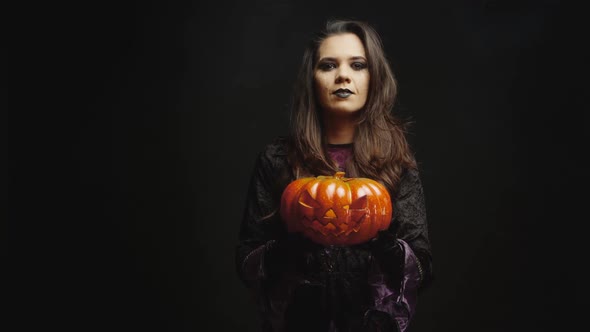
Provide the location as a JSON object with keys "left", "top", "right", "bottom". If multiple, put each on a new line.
{"left": 333, "top": 88, "right": 353, "bottom": 98}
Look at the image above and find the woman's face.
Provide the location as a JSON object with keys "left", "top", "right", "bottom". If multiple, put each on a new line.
{"left": 314, "top": 33, "right": 370, "bottom": 115}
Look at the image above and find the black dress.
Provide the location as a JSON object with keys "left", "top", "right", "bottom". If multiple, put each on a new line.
{"left": 236, "top": 137, "right": 433, "bottom": 332}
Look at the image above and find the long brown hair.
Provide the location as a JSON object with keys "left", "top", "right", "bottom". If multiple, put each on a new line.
{"left": 288, "top": 19, "right": 417, "bottom": 194}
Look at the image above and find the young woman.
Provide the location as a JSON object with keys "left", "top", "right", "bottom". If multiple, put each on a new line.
{"left": 236, "top": 19, "right": 433, "bottom": 332}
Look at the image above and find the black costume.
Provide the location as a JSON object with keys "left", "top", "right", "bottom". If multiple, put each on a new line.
{"left": 236, "top": 137, "right": 433, "bottom": 332}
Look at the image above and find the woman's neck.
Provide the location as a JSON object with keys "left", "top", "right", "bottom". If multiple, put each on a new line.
{"left": 323, "top": 112, "right": 357, "bottom": 144}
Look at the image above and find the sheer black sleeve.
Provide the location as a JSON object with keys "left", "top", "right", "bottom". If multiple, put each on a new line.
{"left": 392, "top": 168, "right": 434, "bottom": 289}
{"left": 235, "top": 139, "right": 292, "bottom": 287}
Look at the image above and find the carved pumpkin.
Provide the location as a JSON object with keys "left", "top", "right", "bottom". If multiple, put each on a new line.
{"left": 280, "top": 171, "right": 392, "bottom": 246}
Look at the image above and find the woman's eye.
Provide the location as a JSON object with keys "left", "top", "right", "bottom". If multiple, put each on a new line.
{"left": 318, "top": 62, "right": 336, "bottom": 71}
{"left": 351, "top": 62, "right": 367, "bottom": 70}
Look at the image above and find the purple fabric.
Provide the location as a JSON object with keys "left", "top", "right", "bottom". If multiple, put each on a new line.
{"left": 327, "top": 145, "right": 352, "bottom": 171}
{"left": 368, "top": 239, "right": 421, "bottom": 332}
{"left": 244, "top": 240, "right": 421, "bottom": 332}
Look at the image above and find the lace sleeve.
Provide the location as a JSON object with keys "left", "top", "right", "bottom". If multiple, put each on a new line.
{"left": 393, "top": 168, "right": 433, "bottom": 289}
{"left": 235, "top": 139, "right": 292, "bottom": 287}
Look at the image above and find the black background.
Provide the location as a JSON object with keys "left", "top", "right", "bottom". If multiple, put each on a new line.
{"left": 8, "top": 0, "right": 589, "bottom": 331}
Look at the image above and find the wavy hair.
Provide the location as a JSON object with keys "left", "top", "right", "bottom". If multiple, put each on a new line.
{"left": 287, "top": 19, "right": 417, "bottom": 194}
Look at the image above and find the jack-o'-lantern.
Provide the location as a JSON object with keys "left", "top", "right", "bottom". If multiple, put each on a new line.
{"left": 280, "top": 171, "right": 392, "bottom": 246}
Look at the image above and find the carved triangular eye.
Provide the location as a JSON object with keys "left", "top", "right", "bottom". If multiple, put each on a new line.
{"left": 350, "top": 195, "right": 367, "bottom": 210}
{"left": 323, "top": 208, "right": 336, "bottom": 219}
{"left": 299, "top": 190, "right": 321, "bottom": 208}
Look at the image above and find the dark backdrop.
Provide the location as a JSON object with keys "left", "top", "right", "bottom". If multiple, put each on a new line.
{"left": 9, "top": 0, "right": 589, "bottom": 331}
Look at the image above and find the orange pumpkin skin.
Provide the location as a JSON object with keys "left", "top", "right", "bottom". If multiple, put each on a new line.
{"left": 280, "top": 171, "right": 392, "bottom": 246}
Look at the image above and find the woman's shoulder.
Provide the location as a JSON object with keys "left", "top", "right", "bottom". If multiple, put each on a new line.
{"left": 396, "top": 166, "right": 424, "bottom": 198}
{"left": 254, "top": 136, "right": 294, "bottom": 190}
{"left": 254, "top": 136, "right": 291, "bottom": 170}
{"left": 258, "top": 136, "right": 290, "bottom": 161}
{"left": 401, "top": 167, "right": 420, "bottom": 181}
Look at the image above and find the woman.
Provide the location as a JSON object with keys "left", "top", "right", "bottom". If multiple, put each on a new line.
{"left": 236, "top": 19, "right": 433, "bottom": 332}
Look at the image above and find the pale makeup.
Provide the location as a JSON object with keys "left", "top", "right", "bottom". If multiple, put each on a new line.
{"left": 314, "top": 33, "right": 370, "bottom": 115}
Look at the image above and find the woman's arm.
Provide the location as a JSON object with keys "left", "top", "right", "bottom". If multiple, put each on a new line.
{"left": 363, "top": 168, "right": 433, "bottom": 332}
{"left": 235, "top": 140, "right": 292, "bottom": 287}
{"left": 394, "top": 168, "right": 433, "bottom": 290}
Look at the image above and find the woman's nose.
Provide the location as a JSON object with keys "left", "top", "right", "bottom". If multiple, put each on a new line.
{"left": 335, "top": 67, "right": 352, "bottom": 84}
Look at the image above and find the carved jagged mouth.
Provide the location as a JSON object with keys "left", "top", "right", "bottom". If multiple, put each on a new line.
{"left": 302, "top": 216, "right": 365, "bottom": 237}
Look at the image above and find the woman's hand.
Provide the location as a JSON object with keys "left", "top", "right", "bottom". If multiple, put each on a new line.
{"left": 362, "top": 309, "right": 400, "bottom": 332}
{"left": 263, "top": 232, "right": 320, "bottom": 281}
{"left": 368, "top": 230, "right": 405, "bottom": 287}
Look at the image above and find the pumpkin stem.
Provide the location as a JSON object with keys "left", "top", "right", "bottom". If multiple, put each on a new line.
{"left": 334, "top": 171, "right": 345, "bottom": 179}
